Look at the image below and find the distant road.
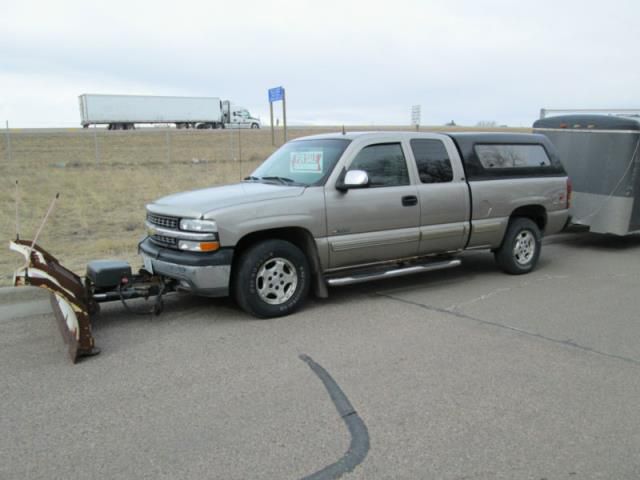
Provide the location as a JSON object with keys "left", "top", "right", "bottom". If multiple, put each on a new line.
{"left": 5, "top": 124, "right": 530, "bottom": 134}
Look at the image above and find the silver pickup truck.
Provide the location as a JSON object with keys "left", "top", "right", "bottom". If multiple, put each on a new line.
{"left": 141, "top": 131, "right": 570, "bottom": 318}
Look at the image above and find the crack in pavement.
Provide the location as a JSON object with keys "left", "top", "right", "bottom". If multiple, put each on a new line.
{"left": 299, "top": 354, "right": 370, "bottom": 480}
{"left": 444, "top": 274, "right": 571, "bottom": 311}
{"left": 375, "top": 292, "right": 640, "bottom": 367}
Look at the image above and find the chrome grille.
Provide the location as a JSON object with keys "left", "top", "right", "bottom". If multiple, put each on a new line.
{"left": 147, "top": 213, "right": 179, "bottom": 230}
{"left": 150, "top": 234, "right": 178, "bottom": 248}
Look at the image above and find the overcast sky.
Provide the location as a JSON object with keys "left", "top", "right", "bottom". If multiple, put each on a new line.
{"left": 2, "top": 0, "right": 639, "bottom": 127}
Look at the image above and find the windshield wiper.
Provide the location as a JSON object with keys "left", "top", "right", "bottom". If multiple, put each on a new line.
{"left": 244, "top": 175, "right": 304, "bottom": 186}
{"left": 260, "top": 176, "right": 300, "bottom": 185}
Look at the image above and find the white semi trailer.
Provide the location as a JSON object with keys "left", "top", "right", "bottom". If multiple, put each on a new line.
{"left": 79, "top": 94, "right": 261, "bottom": 130}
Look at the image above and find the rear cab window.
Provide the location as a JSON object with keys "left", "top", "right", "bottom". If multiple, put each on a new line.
{"left": 410, "top": 139, "right": 453, "bottom": 183}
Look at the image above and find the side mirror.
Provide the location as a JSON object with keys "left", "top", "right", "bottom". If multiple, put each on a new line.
{"left": 337, "top": 169, "right": 369, "bottom": 192}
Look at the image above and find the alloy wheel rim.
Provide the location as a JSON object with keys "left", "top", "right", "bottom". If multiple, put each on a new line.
{"left": 513, "top": 230, "right": 536, "bottom": 265}
{"left": 256, "top": 257, "right": 298, "bottom": 305}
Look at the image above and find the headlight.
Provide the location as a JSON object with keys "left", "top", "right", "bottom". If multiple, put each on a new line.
{"left": 178, "top": 240, "right": 220, "bottom": 252}
{"left": 180, "top": 219, "right": 217, "bottom": 232}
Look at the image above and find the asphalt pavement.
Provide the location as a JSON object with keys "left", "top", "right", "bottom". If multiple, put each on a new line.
{"left": 1, "top": 232, "right": 639, "bottom": 479}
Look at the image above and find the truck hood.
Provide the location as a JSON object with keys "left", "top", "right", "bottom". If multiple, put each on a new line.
{"left": 146, "top": 182, "right": 305, "bottom": 218}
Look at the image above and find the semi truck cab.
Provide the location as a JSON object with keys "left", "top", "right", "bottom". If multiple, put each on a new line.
{"left": 222, "top": 101, "right": 261, "bottom": 129}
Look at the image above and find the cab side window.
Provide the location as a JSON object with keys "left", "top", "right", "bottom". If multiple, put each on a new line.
{"left": 410, "top": 139, "right": 453, "bottom": 183}
{"left": 349, "top": 143, "right": 410, "bottom": 187}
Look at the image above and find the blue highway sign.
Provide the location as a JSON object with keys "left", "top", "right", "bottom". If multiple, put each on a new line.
{"left": 268, "top": 86, "right": 284, "bottom": 103}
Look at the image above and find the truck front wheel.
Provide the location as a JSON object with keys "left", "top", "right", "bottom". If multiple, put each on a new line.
{"left": 494, "top": 217, "right": 541, "bottom": 275}
{"left": 234, "top": 240, "right": 310, "bottom": 318}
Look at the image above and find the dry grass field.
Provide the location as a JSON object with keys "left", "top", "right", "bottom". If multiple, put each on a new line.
{"left": 0, "top": 125, "right": 529, "bottom": 286}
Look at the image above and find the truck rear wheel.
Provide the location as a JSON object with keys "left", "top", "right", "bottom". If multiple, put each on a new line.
{"left": 494, "top": 217, "right": 541, "bottom": 275}
{"left": 234, "top": 240, "right": 310, "bottom": 318}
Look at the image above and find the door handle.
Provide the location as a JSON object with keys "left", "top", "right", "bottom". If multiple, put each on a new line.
{"left": 402, "top": 195, "right": 418, "bottom": 207}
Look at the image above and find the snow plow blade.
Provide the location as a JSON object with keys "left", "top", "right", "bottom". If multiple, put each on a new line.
{"left": 10, "top": 240, "right": 100, "bottom": 363}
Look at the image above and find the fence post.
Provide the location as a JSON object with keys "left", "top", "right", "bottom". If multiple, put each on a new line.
{"left": 165, "top": 129, "right": 171, "bottom": 163}
{"left": 5, "top": 120, "right": 13, "bottom": 163}
{"left": 93, "top": 128, "right": 100, "bottom": 164}
{"left": 238, "top": 126, "right": 242, "bottom": 179}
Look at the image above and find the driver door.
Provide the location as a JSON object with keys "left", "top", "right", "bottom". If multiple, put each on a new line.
{"left": 325, "top": 142, "right": 420, "bottom": 269}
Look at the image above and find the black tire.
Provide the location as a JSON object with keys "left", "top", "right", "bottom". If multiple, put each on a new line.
{"left": 234, "top": 240, "right": 310, "bottom": 318}
{"left": 494, "top": 217, "right": 542, "bottom": 275}
{"left": 251, "top": 123, "right": 259, "bottom": 129}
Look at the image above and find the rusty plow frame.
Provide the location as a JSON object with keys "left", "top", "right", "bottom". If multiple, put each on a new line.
{"left": 11, "top": 240, "right": 100, "bottom": 362}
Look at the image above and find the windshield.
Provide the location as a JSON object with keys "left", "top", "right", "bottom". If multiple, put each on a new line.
{"left": 249, "top": 139, "right": 351, "bottom": 186}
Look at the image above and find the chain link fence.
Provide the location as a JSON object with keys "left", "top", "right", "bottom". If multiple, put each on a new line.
{"left": 0, "top": 125, "right": 329, "bottom": 284}
{"left": 0, "top": 126, "right": 302, "bottom": 173}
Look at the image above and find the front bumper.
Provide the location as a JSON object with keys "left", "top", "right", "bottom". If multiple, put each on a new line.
{"left": 139, "top": 237, "right": 233, "bottom": 297}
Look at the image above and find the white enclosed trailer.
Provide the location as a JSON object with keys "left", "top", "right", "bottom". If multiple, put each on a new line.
{"left": 79, "top": 94, "right": 260, "bottom": 130}
{"left": 534, "top": 114, "right": 640, "bottom": 235}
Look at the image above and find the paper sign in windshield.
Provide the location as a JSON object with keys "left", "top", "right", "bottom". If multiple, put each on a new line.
{"left": 290, "top": 151, "right": 323, "bottom": 173}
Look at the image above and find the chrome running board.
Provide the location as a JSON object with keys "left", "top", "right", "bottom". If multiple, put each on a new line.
{"left": 326, "top": 259, "right": 461, "bottom": 287}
